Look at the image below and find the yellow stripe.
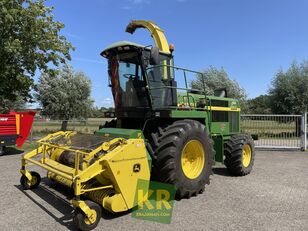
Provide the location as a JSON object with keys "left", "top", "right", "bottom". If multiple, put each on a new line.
{"left": 207, "top": 106, "right": 241, "bottom": 112}
{"left": 15, "top": 114, "right": 20, "bottom": 134}
{"left": 163, "top": 60, "right": 168, "bottom": 80}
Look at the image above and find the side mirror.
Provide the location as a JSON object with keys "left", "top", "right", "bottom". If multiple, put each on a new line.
{"left": 150, "top": 47, "right": 159, "bottom": 65}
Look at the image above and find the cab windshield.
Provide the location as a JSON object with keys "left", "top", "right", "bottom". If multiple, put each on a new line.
{"left": 108, "top": 52, "right": 148, "bottom": 109}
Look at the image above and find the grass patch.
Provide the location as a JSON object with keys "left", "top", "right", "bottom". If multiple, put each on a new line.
{"left": 18, "top": 141, "right": 40, "bottom": 153}
{"left": 29, "top": 118, "right": 112, "bottom": 139}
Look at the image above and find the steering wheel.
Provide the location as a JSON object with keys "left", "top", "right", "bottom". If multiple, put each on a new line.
{"left": 123, "top": 74, "right": 137, "bottom": 79}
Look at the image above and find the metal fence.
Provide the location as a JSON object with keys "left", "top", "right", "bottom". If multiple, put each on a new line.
{"left": 241, "top": 113, "right": 307, "bottom": 150}
{"left": 28, "top": 115, "right": 308, "bottom": 151}
{"left": 28, "top": 118, "right": 112, "bottom": 141}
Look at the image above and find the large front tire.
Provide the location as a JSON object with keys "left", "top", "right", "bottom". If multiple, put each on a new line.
{"left": 224, "top": 134, "right": 255, "bottom": 176}
{"left": 150, "top": 120, "right": 214, "bottom": 199}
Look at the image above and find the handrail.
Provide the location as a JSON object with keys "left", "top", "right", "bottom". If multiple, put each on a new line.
{"left": 146, "top": 64, "right": 207, "bottom": 96}
{"left": 146, "top": 64, "right": 204, "bottom": 75}
{"left": 148, "top": 85, "right": 206, "bottom": 93}
{"left": 145, "top": 64, "right": 210, "bottom": 110}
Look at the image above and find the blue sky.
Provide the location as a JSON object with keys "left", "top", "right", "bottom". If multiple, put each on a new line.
{"left": 44, "top": 0, "right": 308, "bottom": 108}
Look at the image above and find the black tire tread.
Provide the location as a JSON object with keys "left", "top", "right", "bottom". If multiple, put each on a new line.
{"left": 224, "top": 134, "right": 255, "bottom": 176}
{"left": 150, "top": 119, "right": 214, "bottom": 199}
{"left": 73, "top": 200, "right": 102, "bottom": 231}
{"left": 20, "top": 171, "right": 41, "bottom": 190}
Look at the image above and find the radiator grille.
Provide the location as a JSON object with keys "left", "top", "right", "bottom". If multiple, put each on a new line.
{"left": 230, "top": 112, "right": 239, "bottom": 132}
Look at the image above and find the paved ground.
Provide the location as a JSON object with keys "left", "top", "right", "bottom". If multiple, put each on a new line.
{"left": 0, "top": 150, "right": 308, "bottom": 231}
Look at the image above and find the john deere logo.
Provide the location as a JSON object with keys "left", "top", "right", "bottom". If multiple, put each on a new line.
{"left": 133, "top": 163, "right": 141, "bottom": 172}
{"left": 220, "top": 123, "right": 226, "bottom": 131}
{"left": 132, "top": 179, "right": 176, "bottom": 224}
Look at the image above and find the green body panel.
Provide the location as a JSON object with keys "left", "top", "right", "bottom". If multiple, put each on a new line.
{"left": 171, "top": 109, "right": 209, "bottom": 118}
{"left": 170, "top": 110, "right": 210, "bottom": 141}
{"left": 177, "top": 92, "right": 240, "bottom": 108}
{"left": 96, "top": 128, "right": 143, "bottom": 139}
{"left": 213, "top": 136, "right": 224, "bottom": 163}
{"left": 206, "top": 95, "right": 241, "bottom": 105}
{"left": 211, "top": 122, "right": 230, "bottom": 135}
{"left": 170, "top": 109, "right": 235, "bottom": 164}
{"left": 170, "top": 93, "right": 241, "bottom": 164}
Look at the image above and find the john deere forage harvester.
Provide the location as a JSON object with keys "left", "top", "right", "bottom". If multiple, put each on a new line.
{"left": 20, "top": 20, "right": 255, "bottom": 230}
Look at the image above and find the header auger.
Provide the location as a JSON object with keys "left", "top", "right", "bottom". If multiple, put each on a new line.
{"left": 20, "top": 20, "right": 255, "bottom": 230}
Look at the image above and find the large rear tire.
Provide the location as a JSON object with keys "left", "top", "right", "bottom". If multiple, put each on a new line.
{"left": 224, "top": 134, "right": 255, "bottom": 176}
{"left": 150, "top": 119, "right": 214, "bottom": 199}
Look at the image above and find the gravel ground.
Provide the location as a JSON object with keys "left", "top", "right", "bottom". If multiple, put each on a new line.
{"left": 0, "top": 150, "right": 308, "bottom": 231}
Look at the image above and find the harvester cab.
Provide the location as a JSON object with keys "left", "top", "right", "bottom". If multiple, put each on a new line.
{"left": 19, "top": 20, "right": 255, "bottom": 231}
{"left": 101, "top": 45, "right": 176, "bottom": 113}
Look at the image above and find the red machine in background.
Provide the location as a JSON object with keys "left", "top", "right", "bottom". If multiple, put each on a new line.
{"left": 0, "top": 111, "right": 36, "bottom": 156}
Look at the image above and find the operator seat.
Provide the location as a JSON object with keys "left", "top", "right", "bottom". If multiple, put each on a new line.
{"left": 125, "top": 77, "right": 139, "bottom": 107}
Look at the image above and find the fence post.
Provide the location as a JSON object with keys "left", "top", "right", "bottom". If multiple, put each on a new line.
{"left": 304, "top": 112, "right": 307, "bottom": 151}
{"left": 301, "top": 112, "right": 307, "bottom": 151}
{"left": 30, "top": 128, "right": 33, "bottom": 142}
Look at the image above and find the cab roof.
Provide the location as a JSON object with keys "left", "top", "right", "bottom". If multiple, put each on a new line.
{"left": 100, "top": 41, "right": 147, "bottom": 57}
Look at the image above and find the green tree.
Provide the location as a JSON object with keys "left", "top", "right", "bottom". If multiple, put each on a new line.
{"left": 246, "top": 94, "right": 272, "bottom": 114}
{"left": 0, "top": 96, "right": 26, "bottom": 113}
{"left": 90, "top": 107, "right": 105, "bottom": 118}
{"left": 36, "top": 65, "right": 93, "bottom": 130}
{"left": 269, "top": 61, "right": 308, "bottom": 114}
{"left": 191, "top": 66, "right": 248, "bottom": 111}
{"left": 0, "top": 0, "right": 73, "bottom": 109}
